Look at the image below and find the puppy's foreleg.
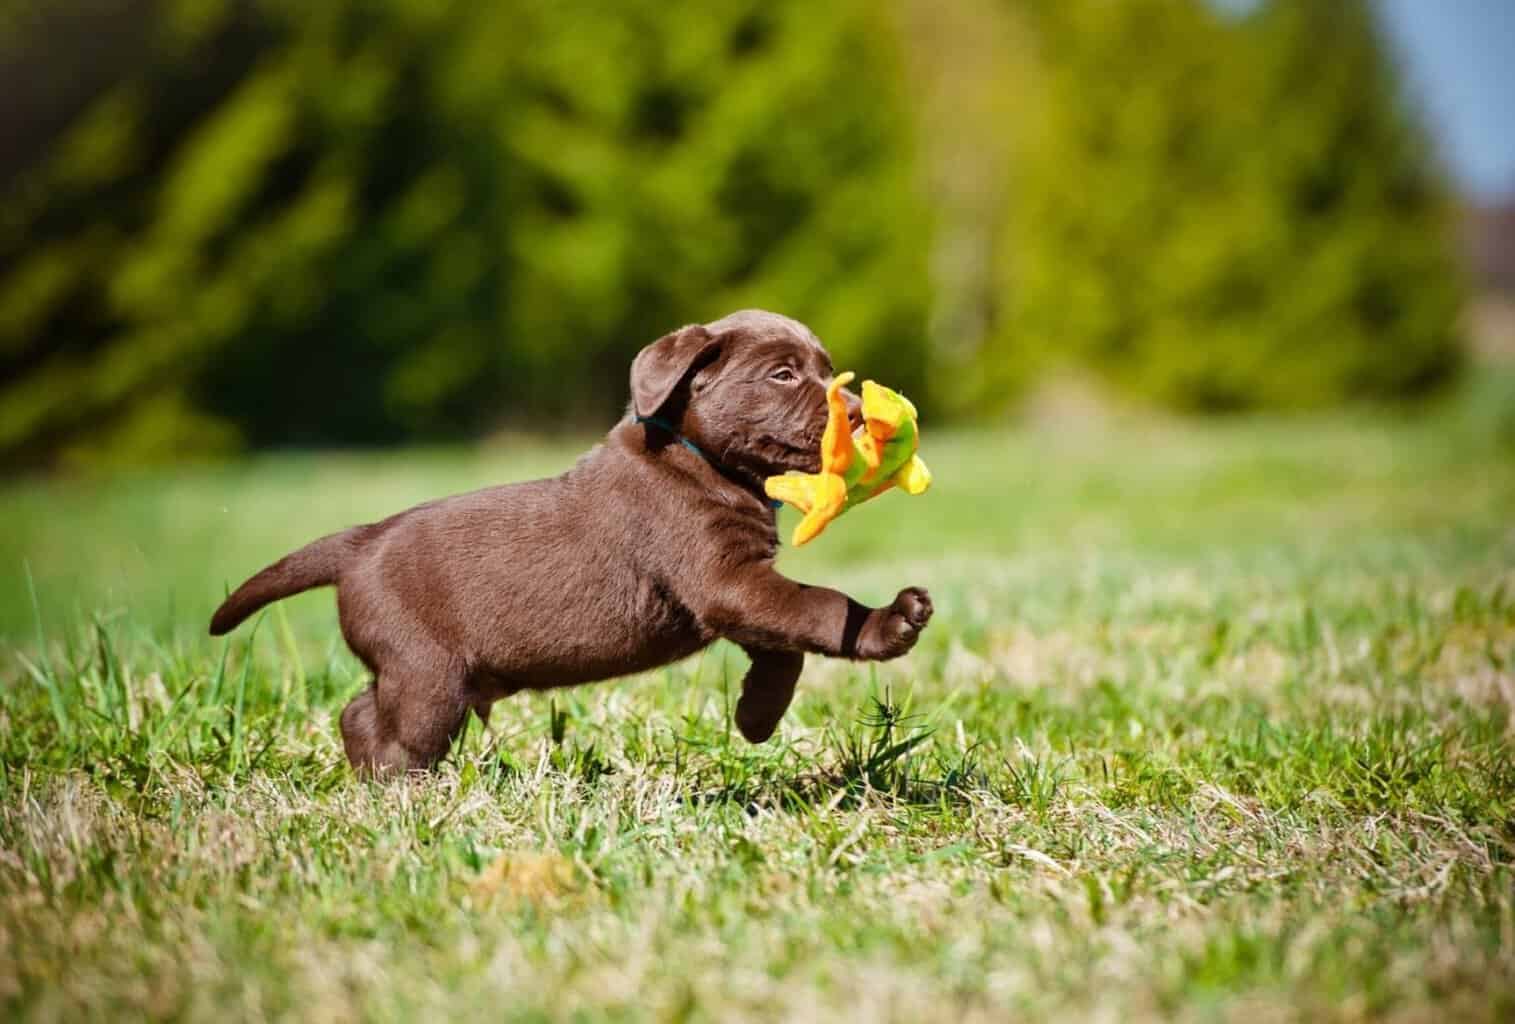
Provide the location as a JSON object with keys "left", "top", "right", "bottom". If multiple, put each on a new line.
{"left": 697, "top": 568, "right": 932, "bottom": 661}
{"left": 735, "top": 647, "right": 803, "bottom": 743}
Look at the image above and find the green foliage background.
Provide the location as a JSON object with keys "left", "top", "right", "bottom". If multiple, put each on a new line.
{"left": 0, "top": 0, "right": 929, "bottom": 465}
{"left": 0, "top": 0, "right": 1469, "bottom": 467}
{"left": 995, "top": 0, "right": 1465, "bottom": 412}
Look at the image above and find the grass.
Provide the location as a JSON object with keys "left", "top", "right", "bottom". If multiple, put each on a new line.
{"left": 2, "top": 372, "right": 1514, "bottom": 1021}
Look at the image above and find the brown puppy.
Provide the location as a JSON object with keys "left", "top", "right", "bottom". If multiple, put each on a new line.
{"left": 209, "top": 310, "right": 933, "bottom": 774}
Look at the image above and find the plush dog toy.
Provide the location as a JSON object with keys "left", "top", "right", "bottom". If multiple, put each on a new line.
{"left": 764, "top": 372, "right": 931, "bottom": 546}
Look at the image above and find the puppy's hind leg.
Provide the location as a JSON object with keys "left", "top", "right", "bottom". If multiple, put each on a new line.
{"left": 339, "top": 658, "right": 470, "bottom": 777}
{"left": 735, "top": 647, "right": 804, "bottom": 743}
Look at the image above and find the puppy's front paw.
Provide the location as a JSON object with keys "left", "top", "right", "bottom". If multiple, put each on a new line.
{"left": 862, "top": 586, "right": 933, "bottom": 660}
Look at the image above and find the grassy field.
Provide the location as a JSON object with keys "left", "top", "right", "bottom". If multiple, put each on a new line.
{"left": 3, "top": 373, "right": 1514, "bottom": 1022}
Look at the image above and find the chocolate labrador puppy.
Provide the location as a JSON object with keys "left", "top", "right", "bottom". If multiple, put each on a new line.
{"left": 209, "top": 310, "right": 933, "bottom": 774}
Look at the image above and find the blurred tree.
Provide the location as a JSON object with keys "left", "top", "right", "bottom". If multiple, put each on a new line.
{"left": 990, "top": 0, "right": 1466, "bottom": 412}
{"left": 482, "top": 0, "right": 931, "bottom": 426}
{"left": 893, "top": 0, "right": 1033, "bottom": 419}
{"left": 0, "top": 0, "right": 930, "bottom": 467}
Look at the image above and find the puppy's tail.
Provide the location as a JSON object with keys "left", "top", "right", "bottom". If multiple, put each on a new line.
{"left": 209, "top": 527, "right": 363, "bottom": 636}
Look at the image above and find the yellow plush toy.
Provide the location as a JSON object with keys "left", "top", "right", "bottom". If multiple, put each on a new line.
{"left": 764, "top": 372, "right": 932, "bottom": 546}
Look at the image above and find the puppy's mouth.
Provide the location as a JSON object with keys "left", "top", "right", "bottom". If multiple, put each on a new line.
{"left": 754, "top": 432, "right": 824, "bottom": 475}
{"left": 721, "top": 411, "right": 831, "bottom": 479}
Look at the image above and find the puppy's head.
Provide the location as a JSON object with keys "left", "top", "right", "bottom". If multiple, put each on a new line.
{"left": 629, "top": 309, "right": 858, "bottom": 479}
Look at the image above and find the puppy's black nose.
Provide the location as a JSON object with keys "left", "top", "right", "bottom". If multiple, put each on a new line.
{"left": 841, "top": 387, "right": 863, "bottom": 431}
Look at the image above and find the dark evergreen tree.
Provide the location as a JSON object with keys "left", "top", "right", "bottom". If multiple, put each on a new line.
{"left": 0, "top": 0, "right": 931, "bottom": 467}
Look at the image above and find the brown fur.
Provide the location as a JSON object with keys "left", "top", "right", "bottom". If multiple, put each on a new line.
{"left": 209, "top": 310, "right": 932, "bottom": 775}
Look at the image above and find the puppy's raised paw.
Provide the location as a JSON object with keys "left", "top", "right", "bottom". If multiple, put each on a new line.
{"left": 863, "top": 586, "right": 933, "bottom": 660}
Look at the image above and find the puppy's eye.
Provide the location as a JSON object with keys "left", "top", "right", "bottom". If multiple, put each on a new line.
{"left": 770, "top": 368, "right": 798, "bottom": 383}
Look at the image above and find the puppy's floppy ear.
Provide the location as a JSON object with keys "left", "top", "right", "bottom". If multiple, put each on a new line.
{"left": 629, "top": 324, "right": 721, "bottom": 418}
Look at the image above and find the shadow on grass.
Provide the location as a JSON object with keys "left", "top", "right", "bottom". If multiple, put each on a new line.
{"left": 679, "top": 694, "right": 994, "bottom": 815}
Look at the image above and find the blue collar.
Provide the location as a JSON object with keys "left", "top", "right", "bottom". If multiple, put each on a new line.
{"left": 635, "top": 415, "right": 784, "bottom": 511}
